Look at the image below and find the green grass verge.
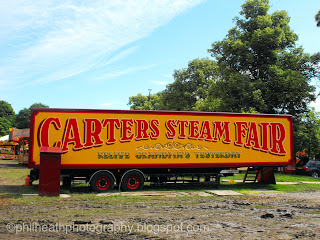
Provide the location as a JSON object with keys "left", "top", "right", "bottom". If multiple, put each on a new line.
{"left": 1, "top": 160, "right": 320, "bottom": 199}
{"left": 223, "top": 172, "right": 320, "bottom": 182}
{"left": 0, "top": 168, "right": 30, "bottom": 185}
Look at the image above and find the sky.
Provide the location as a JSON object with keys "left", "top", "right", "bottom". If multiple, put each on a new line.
{"left": 0, "top": 0, "right": 319, "bottom": 113}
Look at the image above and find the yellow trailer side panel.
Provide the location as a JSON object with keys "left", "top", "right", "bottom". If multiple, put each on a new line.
{"left": 29, "top": 109, "right": 293, "bottom": 169}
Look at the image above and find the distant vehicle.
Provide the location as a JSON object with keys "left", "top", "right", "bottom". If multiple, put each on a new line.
{"left": 277, "top": 155, "right": 309, "bottom": 175}
{"left": 294, "top": 156, "right": 310, "bottom": 175}
{"left": 303, "top": 160, "right": 320, "bottom": 178}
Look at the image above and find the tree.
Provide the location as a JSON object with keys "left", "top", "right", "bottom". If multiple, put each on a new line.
{"left": 128, "top": 93, "right": 164, "bottom": 110}
{"left": 161, "top": 58, "right": 219, "bottom": 111}
{"left": 16, "top": 108, "right": 31, "bottom": 129}
{"left": 128, "top": 0, "right": 320, "bottom": 153}
{"left": 129, "top": 1, "right": 319, "bottom": 116}
{"left": 30, "top": 103, "right": 49, "bottom": 108}
{"left": 16, "top": 103, "right": 49, "bottom": 129}
{"left": 0, "top": 101, "right": 15, "bottom": 126}
{"left": 207, "top": 0, "right": 318, "bottom": 116}
{"left": 0, "top": 117, "right": 11, "bottom": 137}
{"left": 128, "top": 58, "right": 219, "bottom": 111}
{"left": 316, "top": 10, "right": 320, "bottom": 27}
{"left": 294, "top": 108, "right": 320, "bottom": 157}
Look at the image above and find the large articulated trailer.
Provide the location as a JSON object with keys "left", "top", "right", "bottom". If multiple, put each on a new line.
{"left": 28, "top": 108, "right": 293, "bottom": 192}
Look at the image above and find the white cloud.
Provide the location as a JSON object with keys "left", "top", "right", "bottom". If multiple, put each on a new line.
{"left": 101, "top": 103, "right": 113, "bottom": 107}
{"left": 96, "top": 64, "right": 156, "bottom": 81}
{"left": 163, "top": 74, "right": 174, "bottom": 78}
{"left": 0, "top": 0, "right": 204, "bottom": 87}
{"left": 152, "top": 80, "right": 169, "bottom": 86}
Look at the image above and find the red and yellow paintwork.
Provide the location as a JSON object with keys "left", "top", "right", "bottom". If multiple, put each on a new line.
{"left": 29, "top": 108, "right": 293, "bottom": 169}
{"left": 0, "top": 142, "right": 18, "bottom": 160}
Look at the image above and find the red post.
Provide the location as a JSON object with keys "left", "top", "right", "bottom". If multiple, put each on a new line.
{"left": 39, "top": 147, "right": 63, "bottom": 197}
{"left": 257, "top": 167, "right": 276, "bottom": 184}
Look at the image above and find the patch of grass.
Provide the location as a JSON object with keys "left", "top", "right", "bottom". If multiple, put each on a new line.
{"left": 220, "top": 179, "right": 320, "bottom": 193}
{"left": 236, "top": 190, "right": 261, "bottom": 195}
{"left": 220, "top": 182, "right": 276, "bottom": 191}
{"left": 272, "top": 183, "right": 320, "bottom": 192}
{"left": 0, "top": 168, "right": 30, "bottom": 185}
{"left": 1, "top": 165, "right": 320, "bottom": 201}
{"left": 275, "top": 173, "right": 320, "bottom": 182}
{"left": 0, "top": 159, "right": 19, "bottom": 165}
{"left": 305, "top": 210, "right": 320, "bottom": 214}
{"left": 225, "top": 172, "right": 320, "bottom": 182}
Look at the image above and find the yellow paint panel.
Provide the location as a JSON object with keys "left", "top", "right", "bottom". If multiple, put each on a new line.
{"left": 29, "top": 109, "right": 293, "bottom": 168}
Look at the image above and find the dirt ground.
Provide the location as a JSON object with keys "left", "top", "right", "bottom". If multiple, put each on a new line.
{"left": 1, "top": 188, "right": 320, "bottom": 239}
{"left": 1, "top": 161, "right": 320, "bottom": 239}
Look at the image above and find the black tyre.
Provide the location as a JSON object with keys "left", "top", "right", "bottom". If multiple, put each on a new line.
{"left": 90, "top": 171, "right": 115, "bottom": 193}
{"left": 62, "top": 177, "right": 72, "bottom": 189}
{"left": 120, "top": 170, "right": 145, "bottom": 192}
{"left": 311, "top": 171, "right": 319, "bottom": 178}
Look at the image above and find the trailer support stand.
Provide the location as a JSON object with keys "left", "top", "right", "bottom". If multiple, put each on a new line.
{"left": 39, "top": 147, "right": 63, "bottom": 197}
{"left": 257, "top": 167, "right": 276, "bottom": 184}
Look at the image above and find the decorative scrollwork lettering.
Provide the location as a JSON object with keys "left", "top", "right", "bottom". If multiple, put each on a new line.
{"left": 136, "top": 141, "right": 209, "bottom": 150}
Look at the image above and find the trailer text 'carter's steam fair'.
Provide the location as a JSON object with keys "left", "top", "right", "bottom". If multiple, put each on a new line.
{"left": 38, "top": 117, "right": 287, "bottom": 155}
{"left": 28, "top": 109, "right": 293, "bottom": 192}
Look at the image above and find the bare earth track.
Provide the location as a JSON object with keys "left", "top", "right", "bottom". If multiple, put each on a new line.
{"left": 1, "top": 161, "right": 320, "bottom": 239}
{"left": 1, "top": 189, "right": 320, "bottom": 239}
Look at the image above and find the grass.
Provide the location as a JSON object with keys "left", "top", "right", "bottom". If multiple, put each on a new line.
{"left": 224, "top": 172, "right": 320, "bottom": 182}
{"left": 1, "top": 160, "right": 320, "bottom": 200}
{"left": 272, "top": 183, "right": 320, "bottom": 192}
{"left": 0, "top": 168, "right": 30, "bottom": 185}
{"left": 305, "top": 209, "right": 320, "bottom": 214}
{"left": 0, "top": 160, "right": 20, "bottom": 165}
{"left": 220, "top": 171, "right": 320, "bottom": 192}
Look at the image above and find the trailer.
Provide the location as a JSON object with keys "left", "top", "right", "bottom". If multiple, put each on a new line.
{"left": 0, "top": 128, "right": 29, "bottom": 160}
{"left": 0, "top": 141, "right": 18, "bottom": 160}
{"left": 28, "top": 108, "right": 293, "bottom": 192}
{"left": 8, "top": 128, "right": 30, "bottom": 165}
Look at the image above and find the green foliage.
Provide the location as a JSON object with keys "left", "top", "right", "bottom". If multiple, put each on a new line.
{"left": 16, "top": 103, "right": 49, "bottom": 129}
{"left": 0, "top": 101, "right": 15, "bottom": 136}
{"left": 197, "top": 70, "right": 264, "bottom": 112}
{"left": 128, "top": 58, "right": 219, "bottom": 111}
{"left": 128, "top": 93, "right": 164, "bottom": 110}
{"left": 293, "top": 108, "right": 320, "bottom": 157}
{"left": 30, "top": 103, "right": 49, "bottom": 108}
{"left": 129, "top": 0, "right": 319, "bottom": 117}
{"left": 0, "top": 117, "right": 11, "bottom": 137}
{"left": 316, "top": 10, "right": 320, "bottom": 27}
{"left": 0, "top": 101, "right": 15, "bottom": 127}
{"left": 128, "top": 0, "right": 320, "bottom": 155}
{"left": 15, "top": 108, "right": 31, "bottom": 129}
{"left": 208, "top": 0, "right": 318, "bottom": 115}
{"left": 161, "top": 58, "right": 218, "bottom": 111}
{"left": 0, "top": 101, "right": 50, "bottom": 132}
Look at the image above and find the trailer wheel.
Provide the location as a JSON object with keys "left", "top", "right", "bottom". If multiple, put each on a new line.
{"left": 311, "top": 171, "right": 319, "bottom": 178}
{"left": 90, "top": 171, "right": 115, "bottom": 193}
{"left": 120, "top": 170, "right": 145, "bottom": 191}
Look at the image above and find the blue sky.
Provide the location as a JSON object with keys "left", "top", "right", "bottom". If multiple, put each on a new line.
{"left": 0, "top": 0, "right": 319, "bottom": 113}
